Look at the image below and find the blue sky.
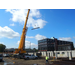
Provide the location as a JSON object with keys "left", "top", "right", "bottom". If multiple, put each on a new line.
{"left": 0, "top": 9, "right": 75, "bottom": 49}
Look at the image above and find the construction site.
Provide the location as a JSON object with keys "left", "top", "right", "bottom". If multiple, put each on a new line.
{"left": 0, "top": 9, "right": 75, "bottom": 65}
{"left": 1, "top": 53, "right": 75, "bottom": 65}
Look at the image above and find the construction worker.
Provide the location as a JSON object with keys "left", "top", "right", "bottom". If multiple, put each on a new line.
{"left": 45, "top": 56, "right": 49, "bottom": 64}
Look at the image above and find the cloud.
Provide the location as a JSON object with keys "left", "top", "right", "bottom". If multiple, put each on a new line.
{"left": 26, "top": 34, "right": 46, "bottom": 40}
{"left": 0, "top": 42, "right": 4, "bottom": 44}
{"left": 5, "top": 9, "right": 47, "bottom": 29}
{"left": 17, "top": 40, "right": 38, "bottom": 49}
{"left": 35, "top": 34, "right": 46, "bottom": 40}
{"left": 59, "top": 37, "right": 72, "bottom": 41}
{"left": 31, "top": 19, "right": 47, "bottom": 29}
{"left": 31, "top": 43, "right": 38, "bottom": 48}
{"left": 73, "top": 37, "right": 75, "bottom": 39}
{"left": 26, "top": 36, "right": 34, "bottom": 39}
{"left": 10, "top": 23, "right": 15, "bottom": 26}
{"left": 0, "top": 26, "right": 20, "bottom": 39}
{"left": 29, "top": 9, "right": 41, "bottom": 18}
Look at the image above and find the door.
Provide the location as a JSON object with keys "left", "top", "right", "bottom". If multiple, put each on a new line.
{"left": 29, "top": 55, "right": 32, "bottom": 59}
{"left": 31, "top": 55, "right": 34, "bottom": 59}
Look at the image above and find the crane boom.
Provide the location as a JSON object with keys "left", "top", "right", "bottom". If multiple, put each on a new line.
{"left": 14, "top": 9, "right": 30, "bottom": 54}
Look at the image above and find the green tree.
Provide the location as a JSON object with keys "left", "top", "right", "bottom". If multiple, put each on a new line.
{"left": 32, "top": 48, "right": 38, "bottom": 52}
{"left": 35, "top": 49, "right": 38, "bottom": 52}
{"left": 32, "top": 48, "right": 36, "bottom": 51}
{"left": 0, "top": 44, "right": 6, "bottom": 52}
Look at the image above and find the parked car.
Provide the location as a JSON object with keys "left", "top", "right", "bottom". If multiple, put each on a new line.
{"left": 13, "top": 53, "right": 29, "bottom": 59}
{"left": 3, "top": 54, "right": 9, "bottom": 57}
{"left": 36, "top": 53, "right": 42, "bottom": 58}
{"left": 0, "top": 54, "right": 3, "bottom": 61}
{"left": 24, "top": 54, "right": 38, "bottom": 60}
{"left": 31, "top": 54, "right": 38, "bottom": 59}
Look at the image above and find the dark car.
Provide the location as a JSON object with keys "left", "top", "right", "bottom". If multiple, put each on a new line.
{"left": 0, "top": 54, "right": 3, "bottom": 61}
{"left": 3, "top": 54, "right": 9, "bottom": 57}
{"left": 14, "top": 53, "right": 29, "bottom": 59}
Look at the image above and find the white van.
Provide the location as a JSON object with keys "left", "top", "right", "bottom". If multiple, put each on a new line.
{"left": 0, "top": 54, "right": 3, "bottom": 61}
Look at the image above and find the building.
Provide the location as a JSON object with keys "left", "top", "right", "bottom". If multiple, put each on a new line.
{"left": 38, "top": 37, "right": 74, "bottom": 51}
{"left": 4, "top": 48, "right": 15, "bottom": 53}
{"left": 57, "top": 40, "right": 74, "bottom": 51}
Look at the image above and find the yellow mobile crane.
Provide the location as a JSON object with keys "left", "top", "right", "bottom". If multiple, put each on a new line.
{"left": 14, "top": 9, "right": 30, "bottom": 54}
{"left": 13, "top": 9, "right": 40, "bottom": 58}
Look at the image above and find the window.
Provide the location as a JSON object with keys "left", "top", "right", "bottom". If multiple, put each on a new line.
{"left": 44, "top": 45, "right": 47, "bottom": 47}
{"left": 32, "top": 55, "right": 34, "bottom": 56}
{"left": 41, "top": 48, "right": 43, "bottom": 50}
{"left": 62, "top": 52, "right": 65, "bottom": 54}
{"left": 51, "top": 45, "right": 52, "bottom": 47}
{"left": 67, "top": 46, "right": 71, "bottom": 50}
{"left": 48, "top": 39, "right": 50, "bottom": 41}
{"left": 57, "top": 52, "right": 60, "bottom": 54}
{"left": 38, "top": 48, "right": 40, "bottom": 50}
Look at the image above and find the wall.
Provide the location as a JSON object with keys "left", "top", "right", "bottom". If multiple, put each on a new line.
{"left": 26, "top": 50, "right": 75, "bottom": 59}
{"left": 38, "top": 50, "right": 75, "bottom": 58}
{"left": 39, "top": 51, "right": 54, "bottom": 57}
{"left": 27, "top": 52, "right": 37, "bottom": 56}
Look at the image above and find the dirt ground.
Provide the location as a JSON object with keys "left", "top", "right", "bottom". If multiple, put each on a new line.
{"left": 0, "top": 57, "right": 48, "bottom": 65}
{"left": 0, "top": 57, "right": 75, "bottom": 65}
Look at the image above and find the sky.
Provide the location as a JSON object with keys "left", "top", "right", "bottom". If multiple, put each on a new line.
{"left": 0, "top": 9, "right": 75, "bottom": 49}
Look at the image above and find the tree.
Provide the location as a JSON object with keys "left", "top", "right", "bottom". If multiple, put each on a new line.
{"left": 36, "top": 49, "right": 38, "bottom": 52}
{"left": 32, "top": 48, "right": 38, "bottom": 52}
{"left": 33, "top": 48, "right": 36, "bottom": 51}
{"left": 0, "top": 44, "right": 6, "bottom": 52}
